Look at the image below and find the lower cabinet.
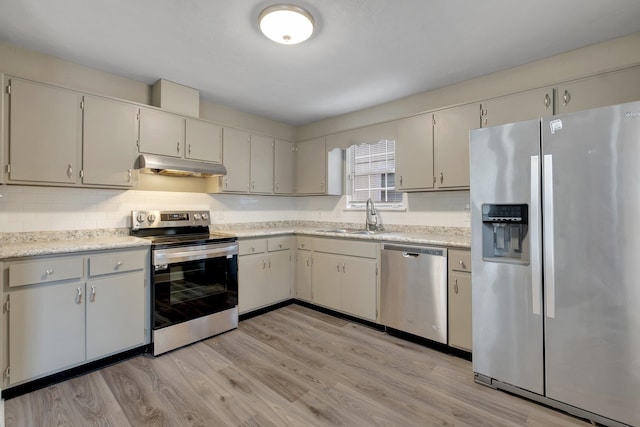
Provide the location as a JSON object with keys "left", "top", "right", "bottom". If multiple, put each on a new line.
{"left": 238, "top": 236, "right": 293, "bottom": 314}
{"left": 447, "top": 249, "right": 472, "bottom": 351}
{"left": 295, "top": 237, "right": 313, "bottom": 301}
{"left": 2, "top": 248, "right": 148, "bottom": 387}
{"left": 306, "top": 237, "right": 379, "bottom": 322}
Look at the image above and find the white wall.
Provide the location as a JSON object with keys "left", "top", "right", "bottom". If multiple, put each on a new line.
{"left": 0, "top": 185, "right": 297, "bottom": 233}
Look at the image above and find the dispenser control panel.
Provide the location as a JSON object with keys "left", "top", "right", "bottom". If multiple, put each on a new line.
{"left": 481, "top": 204, "right": 529, "bottom": 264}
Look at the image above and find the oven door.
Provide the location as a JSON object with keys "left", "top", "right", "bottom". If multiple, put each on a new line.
{"left": 151, "top": 241, "right": 238, "bottom": 330}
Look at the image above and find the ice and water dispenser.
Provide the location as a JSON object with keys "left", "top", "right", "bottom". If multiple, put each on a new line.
{"left": 481, "top": 204, "right": 529, "bottom": 264}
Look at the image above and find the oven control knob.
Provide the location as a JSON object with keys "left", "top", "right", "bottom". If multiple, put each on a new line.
{"left": 147, "top": 214, "right": 156, "bottom": 223}
{"left": 202, "top": 213, "right": 209, "bottom": 220}
{"left": 193, "top": 213, "right": 201, "bottom": 221}
{"left": 136, "top": 214, "right": 146, "bottom": 223}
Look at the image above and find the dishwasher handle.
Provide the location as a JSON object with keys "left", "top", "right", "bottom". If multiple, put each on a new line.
{"left": 383, "top": 244, "right": 446, "bottom": 257}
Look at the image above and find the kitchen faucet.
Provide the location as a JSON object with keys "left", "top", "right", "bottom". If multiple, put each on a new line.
{"left": 365, "top": 197, "right": 381, "bottom": 231}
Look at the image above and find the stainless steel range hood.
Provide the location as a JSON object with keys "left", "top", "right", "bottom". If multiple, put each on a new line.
{"left": 135, "top": 154, "right": 227, "bottom": 177}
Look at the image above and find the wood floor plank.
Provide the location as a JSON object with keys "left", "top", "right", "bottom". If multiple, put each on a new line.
{"left": 5, "top": 304, "right": 592, "bottom": 427}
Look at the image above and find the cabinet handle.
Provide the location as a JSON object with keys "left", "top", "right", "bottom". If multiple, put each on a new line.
{"left": 320, "top": 181, "right": 324, "bottom": 191}
{"left": 90, "top": 286, "right": 96, "bottom": 303}
{"left": 300, "top": 243, "right": 305, "bottom": 249}
{"left": 342, "top": 262, "right": 346, "bottom": 273}
{"left": 115, "top": 260, "right": 123, "bottom": 269}
{"left": 177, "top": 142, "right": 180, "bottom": 153}
{"left": 67, "top": 164, "right": 73, "bottom": 178}
{"left": 399, "top": 175, "right": 403, "bottom": 186}
{"left": 336, "top": 263, "right": 340, "bottom": 272}
{"left": 252, "top": 181, "right": 255, "bottom": 191}
{"left": 459, "top": 259, "right": 465, "bottom": 269}
{"left": 279, "top": 243, "right": 283, "bottom": 248}
{"left": 268, "top": 259, "right": 271, "bottom": 269}
{"left": 544, "top": 93, "right": 551, "bottom": 109}
{"left": 128, "top": 169, "right": 132, "bottom": 182}
{"left": 440, "top": 172, "right": 444, "bottom": 184}
{"left": 483, "top": 117, "right": 488, "bottom": 125}
{"left": 262, "top": 259, "right": 266, "bottom": 269}
{"left": 454, "top": 279, "right": 459, "bottom": 294}
{"left": 76, "top": 287, "right": 83, "bottom": 304}
{"left": 563, "top": 90, "right": 571, "bottom": 106}
{"left": 306, "top": 257, "right": 310, "bottom": 267}
{"left": 188, "top": 144, "right": 192, "bottom": 155}
{"left": 45, "top": 269, "right": 54, "bottom": 276}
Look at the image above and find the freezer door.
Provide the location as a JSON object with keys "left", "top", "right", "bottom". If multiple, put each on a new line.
{"left": 542, "top": 101, "right": 640, "bottom": 426}
{"left": 470, "top": 119, "right": 544, "bottom": 395}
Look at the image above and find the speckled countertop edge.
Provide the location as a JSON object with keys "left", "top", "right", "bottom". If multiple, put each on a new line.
{"left": 212, "top": 221, "right": 471, "bottom": 249}
{"left": 0, "top": 229, "right": 150, "bottom": 259}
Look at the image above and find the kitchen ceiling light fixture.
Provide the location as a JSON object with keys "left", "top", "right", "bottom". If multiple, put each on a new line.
{"left": 259, "top": 4, "right": 314, "bottom": 45}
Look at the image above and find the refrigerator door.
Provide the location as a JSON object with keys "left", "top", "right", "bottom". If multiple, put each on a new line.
{"left": 542, "top": 101, "right": 640, "bottom": 426}
{"left": 470, "top": 119, "right": 544, "bottom": 395}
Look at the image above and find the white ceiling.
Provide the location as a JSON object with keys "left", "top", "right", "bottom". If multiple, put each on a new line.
{"left": 1, "top": 1, "right": 640, "bottom": 126}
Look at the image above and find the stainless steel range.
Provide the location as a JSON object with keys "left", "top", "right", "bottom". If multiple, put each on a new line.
{"left": 131, "top": 210, "right": 238, "bottom": 356}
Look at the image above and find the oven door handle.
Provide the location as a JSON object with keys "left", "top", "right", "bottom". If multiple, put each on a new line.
{"left": 154, "top": 244, "right": 237, "bottom": 265}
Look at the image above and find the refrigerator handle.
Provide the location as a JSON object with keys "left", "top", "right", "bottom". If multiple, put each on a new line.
{"left": 530, "top": 156, "right": 542, "bottom": 316}
{"left": 543, "top": 154, "right": 556, "bottom": 318}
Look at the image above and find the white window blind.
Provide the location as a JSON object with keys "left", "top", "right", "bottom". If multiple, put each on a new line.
{"left": 347, "top": 139, "right": 403, "bottom": 208}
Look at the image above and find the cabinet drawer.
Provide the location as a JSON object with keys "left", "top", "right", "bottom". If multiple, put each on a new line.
{"left": 268, "top": 236, "right": 291, "bottom": 252}
{"left": 313, "top": 237, "right": 378, "bottom": 259}
{"left": 9, "top": 257, "right": 83, "bottom": 288}
{"left": 89, "top": 249, "right": 146, "bottom": 277}
{"left": 449, "top": 249, "right": 471, "bottom": 273}
{"left": 239, "top": 238, "right": 267, "bottom": 255}
{"left": 297, "top": 236, "right": 313, "bottom": 250}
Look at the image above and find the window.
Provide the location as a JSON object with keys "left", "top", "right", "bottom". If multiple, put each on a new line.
{"left": 346, "top": 139, "right": 404, "bottom": 209}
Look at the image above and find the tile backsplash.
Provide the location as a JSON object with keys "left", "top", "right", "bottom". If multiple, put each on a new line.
{"left": 0, "top": 185, "right": 469, "bottom": 233}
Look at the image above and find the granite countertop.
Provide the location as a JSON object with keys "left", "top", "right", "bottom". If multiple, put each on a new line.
{"left": 0, "top": 230, "right": 151, "bottom": 259}
{"left": 215, "top": 224, "right": 471, "bottom": 249}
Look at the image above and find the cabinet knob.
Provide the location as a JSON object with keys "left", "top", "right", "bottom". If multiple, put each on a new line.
{"left": 279, "top": 243, "right": 283, "bottom": 248}
{"left": 116, "top": 260, "right": 123, "bottom": 268}
{"left": 128, "top": 169, "right": 132, "bottom": 182}
{"left": 67, "top": 164, "right": 73, "bottom": 178}
{"left": 399, "top": 175, "right": 403, "bottom": 186}
{"left": 76, "top": 287, "right": 83, "bottom": 304}
{"left": 262, "top": 259, "right": 266, "bottom": 269}
{"left": 342, "top": 262, "right": 346, "bottom": 273}
{"left": 454, "top": 279, "right": 459, "bottom": 294}
{"left": 177, "top": 142, "right": 180, "bottom": 153}
{"left": 336, "top": 263, "right": 340, "bottom": 272}
{"left": 459, "top": 259, "right": 465, "bottom": 268}
{"left": 45, "top": 269, "right": 54, "bottom": 276}
{"left": 440, "top": 172, "right": 444, "bottom": 184}
{"left": 188, "top": 144, "right": 192, "bottom": 155}
{"left": 544, "top": 93, "right": 551, "bottom": 108}
{"left": 90, "top": 285, "right": 96, "bottom": 302}
{"left": 563, "top": 90, "right": 571, "bottom": 106}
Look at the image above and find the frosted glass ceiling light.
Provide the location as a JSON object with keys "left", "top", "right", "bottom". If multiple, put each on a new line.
{"left": 259, "top": 4, "right": 314, "bottom": 45}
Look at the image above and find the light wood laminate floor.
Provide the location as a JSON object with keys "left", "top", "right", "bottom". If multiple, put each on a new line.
{"left": 5, "top": 304, "right": 589, "bottom": 426}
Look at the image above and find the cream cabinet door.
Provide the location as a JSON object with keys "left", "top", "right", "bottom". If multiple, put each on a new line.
{"left": 448, "top": 271, "right": 472, "bottom": 351}
{"left": 481, "top": 87, "right": 554, "bottom": 128}
{"left": 9, "top": 281, "right": 85, "bottom": 385}
{"left": 341, "top": 255, "right": 377, "bottom": 321}
{"left": 221, "top": 127, "right": 251, "bottom": 192}
{"left": 296, "top": 137, "right": 326, "bottom": 194}
{"left": 238, "top": 253, "right": 267, "bottom": 314}
{"left": 82, "top": 96, "right": 138, "bottom": 187}
{"left": 266, "top": 250, "right": 291, "bottom": 303}
{"left": 557, "top": 66, "right": 640, "bottom": 114}
{"left": 7, "top": 78, "right": 81, "bottom": 184}
{"left": 185, "top": 118, "right": 222, "bottom": 163}
{"left": 250, "top": 134, "right": 274, "bottom": 194}
{"left": 274, "top": 139, "right": 295, "bottom": 194}
{"left": 86, "top": 271, "right": 145, "bottom": 360}
{"left": 433, "top": 103, "right": 480, "bottom": 189}
{"left": 395, "top": 113, "right": 434, "bottom": 191}
{"left": 295, "top": 249, "right": 313, "bottom": 301}
{"left": 138, "top": 107, "right": 185, "bottom": 158}
{"left": 310, "top": 252, "right": 342, "bottom": 310}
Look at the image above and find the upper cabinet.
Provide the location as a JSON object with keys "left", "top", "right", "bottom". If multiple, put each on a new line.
{"left": 138, "top": 107, "right": 185, "bottom": 158}
{"left": 395, "top": 113, "right": 434, "bottom": 191}
{"left": 220, "top": 127, "right": 251, "bottom": 192}
{"left": 82, "top": 96, "right": 138, "bottom": 187}
{"left": 185, "top": 118, "right": 222, "bottom": 163}
{"left": 274, "top": 138, "right": 295, "bottom": 194}
{"left": 5, "top": 78, "right": 82, "bottom": 185}
{"left": 481, "top": 87, "right": 554, "bottom": 128}
{"left": 295, "top": 137, "right": 342, "bottom": 195}
{"left": 250, "top": 134, "right": 275, "bottom": 194}
{"left": 433, "top": 102, "right": 481, "bottom": 189}
{"left": 4, "top": 77, "right": 136, "bottom": 188}
{"left": 557, "top": 66, "right": 640, "bottom": 115}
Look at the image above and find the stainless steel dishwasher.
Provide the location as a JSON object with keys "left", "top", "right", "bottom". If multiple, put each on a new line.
{"left": 380, "top": 243, "right": 448, "bottom": 343}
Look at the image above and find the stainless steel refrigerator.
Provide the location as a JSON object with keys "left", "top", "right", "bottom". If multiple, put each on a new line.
{"left": 470, "top": 100, "right": 640, "bottom": 427}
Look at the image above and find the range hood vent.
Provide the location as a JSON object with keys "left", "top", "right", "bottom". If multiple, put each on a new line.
{"left": 134, "top": 154, "right": 227, "bottom": 177}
